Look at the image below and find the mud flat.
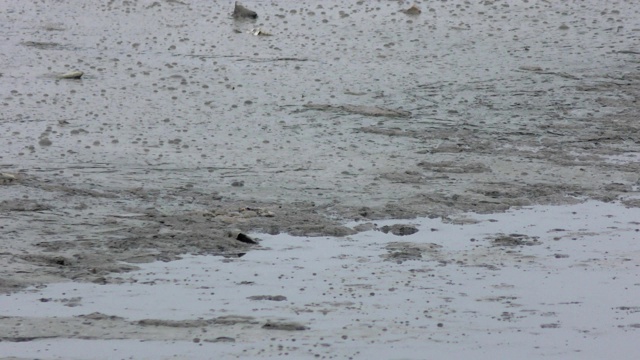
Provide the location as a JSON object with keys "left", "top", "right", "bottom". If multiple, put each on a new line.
{"left": 1, "top": 201, "right": 640, "bottom": 359}
{"left": 1, "top": 0, "right": 640, "bottom": 358}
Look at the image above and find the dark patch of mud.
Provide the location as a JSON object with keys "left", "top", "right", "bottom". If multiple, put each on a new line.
{"left": 379, "top": 224, "right": 419, "bottom": 236}
{"left": 381, "top": 242, "right": 443, "bottom": 263}
{"left": 303, "top": 104, "right": 412, "bottom": 118}
{"left": 247, "top": 295, "right": 288, "bottom": 301}
{"left": 0, "top": 174, "right": 365, "bottom": 293}
{"left": 262, "top": 321, "right": 308, "bottom": 331}
{"left": 0, "top": 313, "right": 303, "bottom": 342}
{"left": 489, "top": 233, "right": 541, "bottom": 247}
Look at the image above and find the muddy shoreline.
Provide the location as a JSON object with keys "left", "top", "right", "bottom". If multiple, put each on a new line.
{"left": 2, "top": 0, "right": 640, "bottom": 293}
{"left": 1, "top": 0, "right": 640, "bottom": 357}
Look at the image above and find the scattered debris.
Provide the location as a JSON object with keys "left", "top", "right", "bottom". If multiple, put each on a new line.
{"left": 249, "top": 28, "right": 272, "bottom": 36}
{"left": 239, "top": 207, "right": 275, "bottom": 217}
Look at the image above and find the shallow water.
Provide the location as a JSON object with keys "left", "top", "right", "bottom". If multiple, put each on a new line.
{"left": 1, "top": 201, "right": 639, "bottom": 359}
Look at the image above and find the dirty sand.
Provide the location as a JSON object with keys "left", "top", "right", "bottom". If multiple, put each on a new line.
{"left": 1, "top": 0, "right": 639, "bottom": 358}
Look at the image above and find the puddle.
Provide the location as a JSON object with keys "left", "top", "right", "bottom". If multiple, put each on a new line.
{"left": 1, "top": 201, "right": 639, "bottom": 359}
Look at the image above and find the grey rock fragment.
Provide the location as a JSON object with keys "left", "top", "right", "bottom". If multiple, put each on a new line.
{"left": 233, "top": 2, "right": 257, "bottom": 19}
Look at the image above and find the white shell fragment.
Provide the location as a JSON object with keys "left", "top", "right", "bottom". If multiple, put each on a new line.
{"left": 58, "top": 70, "right": 84, "bottom": 79}
{"left": 248, "top": 28, "right": 272, "bottom": 36}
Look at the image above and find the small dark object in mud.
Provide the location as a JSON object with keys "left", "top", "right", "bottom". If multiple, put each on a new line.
{"left": 540, "top": 323, "right": 561, "bottom": 329}
{"left": 490, "top": 233, "right": 540, "bottom": 247}
{"left": 388, "top": 251, "right": 422, "bottom": 262}
{"left": 227, "top": 229, "right": 258, "bottom": 244}
{"left": 233, "top": 1, "right": 257, "bottom": 19}
{"left": 262, "top": 321, "right": 308, "bottom": 331}
{"left": 247, "top": 295, "right": 287, "bottom": 301}
{"left": 206, "top": 336, "right": 236, "bottom": 343}
{"left": 403, "top": 4, "right": 421, "bottom": 15}
{"left": 380, "top": 224, "right": 419, "bottom": 236}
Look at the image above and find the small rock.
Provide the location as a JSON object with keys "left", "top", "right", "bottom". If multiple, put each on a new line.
{"left": 233, "top": 1, "right": 257, "bottom": 19}
{"left": 380, "top": 224, "right": 419, "bottom": 236}
{"left": 403, "top": 4, "right": 421, "bottom": 15}
{"left": 227, "top": 229, "right": 258, "bottom": 244}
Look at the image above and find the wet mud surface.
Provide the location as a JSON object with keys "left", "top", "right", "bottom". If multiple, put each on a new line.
{"left": 1, "top": 0, "right": 640, "bottom": 357}
{"left": 1, "top": 201, "right": 639, "bottom": 359}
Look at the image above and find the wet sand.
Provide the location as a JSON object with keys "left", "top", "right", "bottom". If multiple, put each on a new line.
{"left": 1, "top": 0, "right": 640, "bottom": 358}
